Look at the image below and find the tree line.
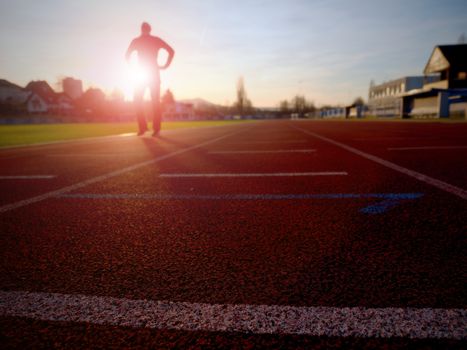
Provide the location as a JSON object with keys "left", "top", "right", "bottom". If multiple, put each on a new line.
{"left": 279, "top": 96, "right": 316, "bottom": 117}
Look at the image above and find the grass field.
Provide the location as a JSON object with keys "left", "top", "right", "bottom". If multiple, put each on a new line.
{"left": 0, "top": 120, "right": 253, "bottom": 148}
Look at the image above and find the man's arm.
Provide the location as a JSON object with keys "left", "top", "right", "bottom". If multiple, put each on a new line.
{"left": 125, "top": 39, "right": 136, "bottom": 62}
{"left": 158, "top": 39, "right": 175, "bottom": 70}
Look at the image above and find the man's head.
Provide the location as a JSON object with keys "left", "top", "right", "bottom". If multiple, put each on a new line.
{"left": 141, "top": 22, "right": 151, "bottom": 35}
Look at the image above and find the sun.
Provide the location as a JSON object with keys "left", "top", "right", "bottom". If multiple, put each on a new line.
{"left": 117, "top": 55, "right": 172, "bottom": 101}
{"left": 120, "top": 57, "right": 151, "bottom": 101}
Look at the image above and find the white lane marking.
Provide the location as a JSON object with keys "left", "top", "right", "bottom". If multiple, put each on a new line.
{"left": 47, "top": 153, "right": 145, "bottom": 157}
{"left": 0, "top": 175, "right": 56, "bottom": 179}
{"left": 159, "top": 172, "right": 347, "bottom": 178}
{"left": 0, "top": 132, "right": 237, "bottom": 213}
{"left": 354, "top": 137, "right": 437, "bottom": 141}
{"left": 0, "top": 290, "right": 465, "bottom": 339}
{"left": 228, "top": 140, "right": 308, "bottom": 144}
{"left": 388, "top": 146, "right": 467, "bottom": 151}
{"left": 291, "top": 125, "right": 467, "bottom": 199}
{"left": 208, "top": 149, "right": 316, "bottom": 154}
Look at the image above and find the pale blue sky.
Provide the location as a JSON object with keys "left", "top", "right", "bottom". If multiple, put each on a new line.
{"left": 1, "top": 0, "right": 466, "bottom": 106}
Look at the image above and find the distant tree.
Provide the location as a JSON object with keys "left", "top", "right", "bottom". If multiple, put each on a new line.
{"left": 353, "top": 97, "right": 365, "bottom": 106}
{"left": 233, "top": 77, "right": 252, "bottom": 116}
{"left": 279, "top": 100, "right": 290, "bottom": 114}
{"left": 80, "top": 88, "right": 106, "bottom": 106}
{"left": 162, "top": 89, "right": 176, "bottom": 106}
{"left": 76, "top": 87, "right": 107, "bottom": 119}
{"left": 279, "top": 96, "right": 315, "bottom": 118}
{"left": 306, "top": 100, "right": 316, "bottom": 113}
{"left": 292, "top": 95, "right": 307, "bottom": 117}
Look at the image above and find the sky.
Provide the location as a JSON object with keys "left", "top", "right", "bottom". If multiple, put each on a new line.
{"left": 1, "top": 0, "right": 466, "bottom": 107}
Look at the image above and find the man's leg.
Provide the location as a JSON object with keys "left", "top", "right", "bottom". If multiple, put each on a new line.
{"left": 150, "top": 83, "right": 161, "bottom": 136}
{"left": 134, "top": 87, "right": 147, "bottom": 135}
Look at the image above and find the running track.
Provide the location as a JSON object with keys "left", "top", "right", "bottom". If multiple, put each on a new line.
{"left": 0, "top": 120, "right": 466, "bottom": 349}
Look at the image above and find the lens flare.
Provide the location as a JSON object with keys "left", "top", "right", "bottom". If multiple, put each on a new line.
{"left": 129, "top": 65, "right": 149, "bottom": 86}
{"left": 122, "top": 57, "right": 151, "bottom": 101}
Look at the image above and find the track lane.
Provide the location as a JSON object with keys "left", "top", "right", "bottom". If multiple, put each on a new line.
{"left": 291, "top": 121, "right": 467, "bottom": 190}
{"left": 0, "top": 124, "right": 249, "bottom": 208}
{"left": 1, "top": 120, "right": 465, "bottom": 348}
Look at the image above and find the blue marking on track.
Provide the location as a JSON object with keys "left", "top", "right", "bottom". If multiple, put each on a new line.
{"left": 359, "top": 193, "right": 423, "bottom": 214}
{"left": 58, "top": 193, "right": 424, "bottom": 214}
{"left": 360, "top": 199, "right": 404, "bottom": 214}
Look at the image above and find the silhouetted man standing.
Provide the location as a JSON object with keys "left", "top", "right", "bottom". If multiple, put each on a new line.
{"left": 126, "top": 22, "right": 174, "bottom": 136}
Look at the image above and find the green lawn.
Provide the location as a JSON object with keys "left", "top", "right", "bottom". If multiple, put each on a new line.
{"left": 0, "top": 120, "right": 253, "bottom": 148}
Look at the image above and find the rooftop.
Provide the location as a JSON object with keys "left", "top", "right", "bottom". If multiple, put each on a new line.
{"left": 424, "top": 44, "right": 467, "bottom": 74}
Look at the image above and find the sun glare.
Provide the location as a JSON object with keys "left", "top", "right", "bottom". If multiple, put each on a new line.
{"left": 120, "top": 57, "right": 151, "bottom": 101}
{"left": 117, "top": 54, "right": 173, "bottom": 102}
{"left": 129, "top": 64, "right": 149, "bottom": 86}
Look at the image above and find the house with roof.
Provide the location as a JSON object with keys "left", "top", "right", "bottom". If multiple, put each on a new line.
{"left": 0, "top": 79, "right": 48, "bottom": 114}
{"left": 25, "top": 93, "right": 48, "bottom": 113}
{"left": 0, "top": 79, "right": 30, "bottom": 106}
{"left": 423, "top": 44, "right": 467, "bottom": 89}
{"left": 401, "top": 44, "right": 467, "bottom": 118}
{"left": 25, "top": 80, "right": 74, "bottom": 114}
{"left": 54, "top": 92, "right": 74, "bottom": 114}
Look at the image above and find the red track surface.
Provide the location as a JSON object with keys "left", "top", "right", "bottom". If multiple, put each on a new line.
{"left": 1, "top": 120, "right": 466, "bottom": 348}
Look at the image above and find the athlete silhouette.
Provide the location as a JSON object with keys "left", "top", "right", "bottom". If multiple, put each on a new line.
{"left": 126, "top": 22, "right": 174, "bottom": 136}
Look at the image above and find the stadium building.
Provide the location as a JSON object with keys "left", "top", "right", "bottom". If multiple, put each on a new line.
{"left": 402, "top": 44, "right": 467, "bottom": 118}
{"left": 367, "top": 76, "right": 436, "bottom": 117}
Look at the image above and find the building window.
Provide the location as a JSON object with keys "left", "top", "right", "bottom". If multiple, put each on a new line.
{"left": 458, "top": 72, "right": 467, "bottom": 80}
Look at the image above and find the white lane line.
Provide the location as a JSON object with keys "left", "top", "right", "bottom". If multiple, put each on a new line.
{"left": 0, "top": 290, "right": 465, "bottom": 339}
{"left": 0, "top": 175, "right": 56, "bottom": 179}
{"left": 208, "top": 149, "right": 316, "bottom": 154}
{"left": 291, "top": 125, "right": 467, "bottom": 200}
{"left": 388, "top": 146, "right": 467, "bottom": 151}
{"left": 0, "top": 132, "right": 237, "bottom": 214}
{"left": 228, "top": 140, "right": 308, "bottom": 144}
{"left": 47, "top": 153, "right": 144, "bottom": 157}
{"left": 354, "top": 137, "right": 437, "bottom": 141}
{"left": 47, "top": 154, "right": 116, "bottom": 158}
{"left": 159, "top": 172, "right": 347, "bottom": 178}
